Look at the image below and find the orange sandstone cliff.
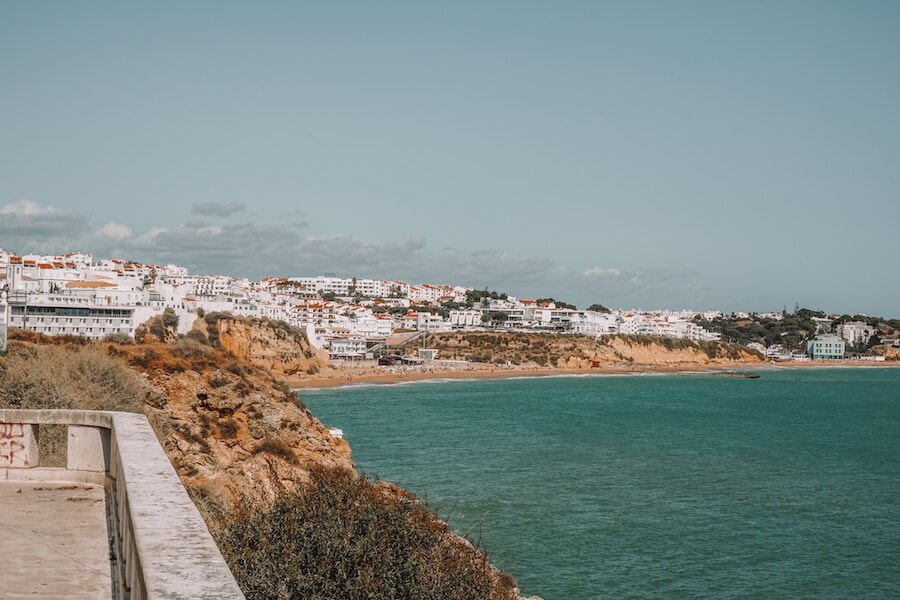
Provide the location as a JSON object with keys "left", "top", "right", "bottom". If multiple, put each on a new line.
{"left": 414, "top": 331, "right": 765, "bottom": 368}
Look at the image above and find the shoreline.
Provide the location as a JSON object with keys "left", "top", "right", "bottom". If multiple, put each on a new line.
{"left": 285, "top": 359, "right": 899, "bottom": 390}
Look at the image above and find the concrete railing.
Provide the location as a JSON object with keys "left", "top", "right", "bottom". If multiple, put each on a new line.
{"left": 0, "top": 409, "right": 244, "bottom": 600}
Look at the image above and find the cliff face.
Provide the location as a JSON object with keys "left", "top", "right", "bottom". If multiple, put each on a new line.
{"left": 118, "top": 320, "right": 350, "bottom": 506}
{"left": 124, "top": 322, "right": 536, "bottom": 599}
{"left": 600, "top": 335, "right": 763, "bottom": 366}
{"left": 426, "top": 332, "right": 765, "bottom": 368}
{"left": 140, "top": 357, "right": 352, "bottom": 506}
{"left": 212, "top": 316, "right": 331, "bottom": 378}
{"left": 873, "top": 345, "right": 900, "bottom": 360}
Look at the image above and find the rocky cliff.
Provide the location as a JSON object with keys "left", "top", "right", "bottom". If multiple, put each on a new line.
{"left": 113, "top": 336, "right": 352, "bottom": 506}
{"left": 873, "top": 345, "right": 900, "bottom": 360}
{"left": 206, "top": 313, "right": 331, "bottom": 378}
{"left": 423, "top": 331, "right": 765, "bottom": 368}
{"left": 118, "top": 318, "right": 535, "bottom": 599}
{"left": 4, "top": 322, "right": 533, "bottom": 599}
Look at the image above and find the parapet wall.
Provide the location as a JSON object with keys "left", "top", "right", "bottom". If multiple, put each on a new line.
{"left": 0, "top": 409, "right": 244, "bottom": 600}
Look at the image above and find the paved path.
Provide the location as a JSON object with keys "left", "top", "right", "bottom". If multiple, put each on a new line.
{"left": 0, "top": 481, "right": 112, "bottom": 599}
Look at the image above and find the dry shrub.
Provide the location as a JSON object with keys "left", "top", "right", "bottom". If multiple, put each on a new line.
{"left": 208, "top": 373, "right": 231, "bottom": 388}
{"left": 217, "top": 418, "right": 238, "bottom": 439}
{"left": 0, "top": 342, "right": 146, "bottom": 464}
{"left": 254, "top": 438, "right": 298, "bottom": 464}
{"left": 172, "top": 337, "right": 210, "bottom": 360}
{"left": 0, "top": 343, "right": 145, "bottom": 413}
{"left": 211, "top": 466, "right": 517, "bottom": 600}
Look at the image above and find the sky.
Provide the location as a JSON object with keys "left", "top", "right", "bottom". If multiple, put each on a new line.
{"left": 2, "top": 1, "right": 898, "bottom": 316}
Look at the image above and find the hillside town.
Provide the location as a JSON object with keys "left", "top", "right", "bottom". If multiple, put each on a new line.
{"left": 0, "top": 249, "right": 894, "bottom": 362}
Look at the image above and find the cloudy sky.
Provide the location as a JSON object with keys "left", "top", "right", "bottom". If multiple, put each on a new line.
{"left": 2, "top": 1, "right": 898, "bottom": 315}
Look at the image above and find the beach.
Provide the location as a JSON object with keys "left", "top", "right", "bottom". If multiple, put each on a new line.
{"left": 285, "top": 358, "right": 896, "bottom": 389}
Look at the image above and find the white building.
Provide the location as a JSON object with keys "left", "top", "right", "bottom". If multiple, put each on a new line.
{"left": 765, "top": 344, "right": 792, "bottom": 361}
{"left": 807, "top": 334, "right": 845, "bottom": 360}
{"left": 569, "top": 310, "right": 618, "bottom": 336}
{"left": 449, "top": 310, "right": 483, "bottom": 328}
{"left": 837, "top": 321, "right": 874, "bottom": 346}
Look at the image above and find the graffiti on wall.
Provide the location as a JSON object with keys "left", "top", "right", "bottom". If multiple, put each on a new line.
{"left": 0, "top": 420, "right": 31, "bottom": 467}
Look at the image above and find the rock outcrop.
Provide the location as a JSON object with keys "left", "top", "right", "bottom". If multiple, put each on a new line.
{"left": 207, "top": 315, "right": 331, "bottom": 378}
{"left": 138, "top": 350, "right": 352, "bottom": 506}
{"left": 872, "top": 345, "right": 900, "bottom": 360}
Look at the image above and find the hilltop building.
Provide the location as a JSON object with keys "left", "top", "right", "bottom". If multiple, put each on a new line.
{"left": 0, "top": 249, "right": 753, "bottom": 357}
{"left": 837, "top": 321, "right": 875, "bottom": 346}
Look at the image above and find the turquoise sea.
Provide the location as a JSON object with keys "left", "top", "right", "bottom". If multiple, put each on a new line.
{"left": 299, "top": 368, "right": 900, "bottom": 599}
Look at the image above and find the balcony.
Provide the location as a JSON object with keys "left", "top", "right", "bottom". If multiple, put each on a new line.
{"left": 0, "top": 409, "right": 243, "bottom": 599}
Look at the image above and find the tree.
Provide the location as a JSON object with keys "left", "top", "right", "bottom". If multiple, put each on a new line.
{"left": 481, "top": 311, "right": 509, "bottom": 326}
{"left": 536, "top": 298, "right": 577, "bottom": 310}
{"left": 586, "top": 303, "right": 611, "bottom": 313}
{"left": 465, "top": 289, "right": 508, "bottom": 306}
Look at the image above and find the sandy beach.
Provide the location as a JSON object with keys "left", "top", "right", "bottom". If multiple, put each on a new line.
{"left": 284, "top": 359, "right": 898, "bottom": 389}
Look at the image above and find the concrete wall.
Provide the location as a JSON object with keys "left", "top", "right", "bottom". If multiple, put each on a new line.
{"left": 0, "top": 409, "right": 244, "bottom": 600}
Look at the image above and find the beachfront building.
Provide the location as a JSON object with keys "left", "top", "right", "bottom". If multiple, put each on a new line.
{"left": 765, "top": 344, "right": 793, "bottom": 361}
{"left": 328, "top": 335, "right": 369, "bottom": 360}
{"left": 807, "top": 334, "right": 845, "bottom": 360}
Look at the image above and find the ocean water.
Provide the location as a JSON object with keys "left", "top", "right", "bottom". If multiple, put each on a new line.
{"left": 299, "top": 368, "right": 900, "bottom": 599}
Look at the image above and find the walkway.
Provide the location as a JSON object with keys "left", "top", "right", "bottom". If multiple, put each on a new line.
{"left": 0, "top": 480, "right": 112, "bottom": 599}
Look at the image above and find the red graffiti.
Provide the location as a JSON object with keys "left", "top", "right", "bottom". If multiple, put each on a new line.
{"left": 0, "top": 420, "right": 30, "bottom": 467}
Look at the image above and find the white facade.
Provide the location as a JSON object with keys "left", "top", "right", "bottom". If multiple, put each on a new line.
{"left": 450, "top": 310, "right": 483, "bottom": 328}
{"left": 0, "top": 250, "right": 769, "bottom": 347}
{"left": 837, "top": 321, "right": 874, "bottom": 346}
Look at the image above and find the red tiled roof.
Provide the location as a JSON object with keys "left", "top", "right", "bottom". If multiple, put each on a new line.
{"left": 66, "top": 280, "right": 116, "bottom": 288}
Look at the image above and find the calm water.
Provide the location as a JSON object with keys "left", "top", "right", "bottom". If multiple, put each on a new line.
{"left": 299, "top": 368, "right": 900, "bottom": 599}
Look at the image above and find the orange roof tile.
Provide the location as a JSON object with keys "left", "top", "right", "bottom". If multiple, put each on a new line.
{"left": 66, "top": 280, "right": 117, "bottom": 288}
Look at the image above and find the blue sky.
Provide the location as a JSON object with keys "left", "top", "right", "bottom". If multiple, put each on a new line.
{"left": 2, "top": 1, "right": 898, "bottom": 315}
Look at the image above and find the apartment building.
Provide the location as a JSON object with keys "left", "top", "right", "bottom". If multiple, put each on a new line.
{"left": 807, "top": 334, "right": 845, "bottom": 360}
{"left": 837, "top": 321, "right": 875, "bottom": 346}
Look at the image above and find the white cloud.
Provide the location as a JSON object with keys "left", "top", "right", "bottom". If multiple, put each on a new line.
{"left": 1, "top": 199, "right": 53, "bottom": 216}
{"left": 99, "top": 222, "right": 133, "bottom": 240}
{"left": 0, "top": 199, "right": 88, "bottom": 248}
{"left": 583, "top": 266, "right": 622, "bottom": 278}
{"left": 0, "top": 200, "right": 713, "bottom": 310}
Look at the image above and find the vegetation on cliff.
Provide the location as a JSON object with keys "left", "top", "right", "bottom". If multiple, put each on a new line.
{"left": 0, "top": 323, "right": 524, "bottom": 600}
{"left": 216, "top": 466, "right": 518, "bottom": 600}
{"left": 0, "top": 332, "right": 146, "bottom": 464}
